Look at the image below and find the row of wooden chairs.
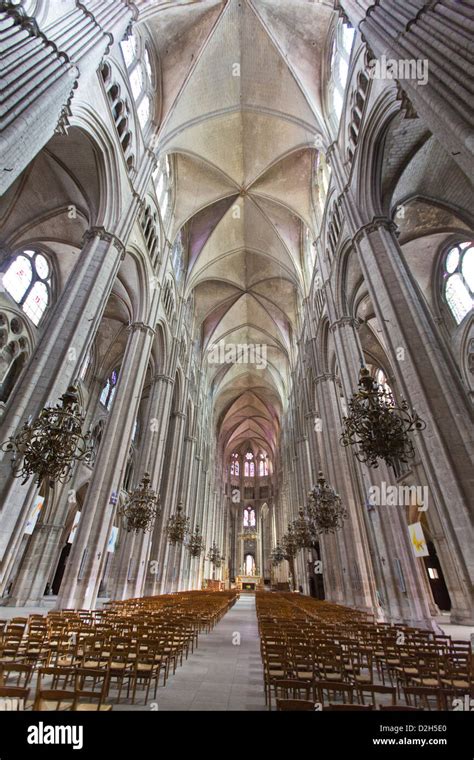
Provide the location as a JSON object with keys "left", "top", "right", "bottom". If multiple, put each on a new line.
{"left": 256, "top": 593, "right": 472, "bottom": 711}
{"left": 0, "top": 590, "right": 239, "bottom": 709}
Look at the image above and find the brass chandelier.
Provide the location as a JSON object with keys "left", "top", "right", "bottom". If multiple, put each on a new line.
{"left": 206, "top": 541, "right": 225, "bottom": 567}
{"left": 340, "top": 367, "right": 426, "bottom": 468}
{"left": 292, "top": 506, "right": 315, "bottom": 549}
{"left": 307, "top": 471, "right": 347, "bottom": 534}
{"left": 119, "top": 472, "right": 160, "bottom": 533}
{"left": 187, "top": 524, "right": 205, "bottom": 557}
{"left": 1, "top": 386, "right": 93, "bottom": 486}
{"left": 270, "top": 543, "right": 285, "bottom": 566}
{"left": 166, "top": 501, "right": 190, "bottom": 545}
{"left": 280, "top": 523, "right": 299, "bottom": 559}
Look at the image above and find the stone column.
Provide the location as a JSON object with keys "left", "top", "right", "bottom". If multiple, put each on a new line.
{"left": 141, "top": 374, "right": 175, "bottom": 596}
{"left": 56, "top": 320, "right": 155, "bottom": 609}
{"left": 325, "top": 314, "right": 434, "bottom": 625}
{"left": 176, "top": 434, "right": 197, "bottom": 591}
{"left": 1, "top": 0, "right": 136, "bottom": 192}
{"left": 339, "top": 0, "right": 474, "bottom": 177}
{"left": 112, "top": 372, "right": 174, "bottom": 600}
{"left": 157, "top": 409, "right": 187, "bottom": 594}
{"left": 0, "top": 227, "right": 126, "bottom": 595}
{"left": 351, "top": 217, "right": 474, "bottom": 622}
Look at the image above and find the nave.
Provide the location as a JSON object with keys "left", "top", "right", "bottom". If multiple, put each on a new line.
{"left": 0, "top": 0, "right": 473, "bottom": 733}
{"left": 1, "top": 590, "right": 472, "bottom": 713}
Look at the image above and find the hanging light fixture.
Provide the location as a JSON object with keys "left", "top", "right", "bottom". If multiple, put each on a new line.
{"left": 0, "top": 386, "right": 93, "bottom": 486}
{"left": 280, "top": 523, "right": 299, "bottom": 592}
{"left": 206, "top": 541, "right": 225, "bottom": 567}
{"left": 292, "top": 506, "right": 315, "bottom": 549}
{"left": 119, "top": 472, "right": 160, "bottom": 533}
{"left": 340, "top": 367, "right": 426, "bottom": 468}
{"left": 281, "top": 523, "right": 299, "bottom": 560}
{"left": 166, "top": 501, "right": 190, "bottom": 545}
{"left": 307, "top": 471, "right": 347, "bottom": 534}
{"left": 270, "top": 543, "right": 285, "bottom": 566}
{"left": 187, "top": 524, "right": 205, "bottom": 557}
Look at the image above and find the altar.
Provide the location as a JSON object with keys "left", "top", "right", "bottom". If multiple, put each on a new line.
{"left": 236, "top": 575, "right": 263, "bottom": 591}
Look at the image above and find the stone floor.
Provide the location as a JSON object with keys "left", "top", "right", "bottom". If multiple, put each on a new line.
{"left": 115, "top": 593, "right": 266, "bottom": 711}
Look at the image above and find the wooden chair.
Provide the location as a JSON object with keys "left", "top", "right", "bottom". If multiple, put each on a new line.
{"left": 273, "top": 678, "right": 313, "bottom": 703}
{"left": 325, "top": 703, "right": 373, "bottom": 711}
{"left": 403, "top": 685, "right": 444, "bottom": 710}
{"left": 33, "top": 688, "right": 76, "bottom": 711}
{"left": 276, "top": 698, "right": 317, "bottom": 711}
{"left": 106, "top": 642, "right": 135, "bottom": 703}
{"left": 0, "top": 662, "right": 34, "bottom": 688}
{"left": 313, "top": 679, "right": 354, "bottom": 706}
{"left": 358, "top": 683, "right": 397, "bottom": 708}
{"left": 129, "top": 644, "right": 164, "bottom": 705}
{"left": 0, "top": 685, "right": 30, "bottom": 709}
{"left": 74, "top": 668, "right": 111, "bottom": 711}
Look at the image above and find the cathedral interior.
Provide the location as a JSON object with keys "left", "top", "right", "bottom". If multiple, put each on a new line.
{"left": 0, "top": 0, "right": 473, "bottom": 720}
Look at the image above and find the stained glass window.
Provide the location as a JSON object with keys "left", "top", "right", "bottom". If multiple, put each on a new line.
{"left": 330, "top": 22, "right": 355, "bottom": 123}
{"left": 144, "top": 48, "right": 153, "bottom": 80}
{"left": 120, "top": 32, "right": 153, "bottom": 133}
{"left": 243, "top": 507, "right": 255, "bottom": 528}
{"left": 23, "top": 282, "right": 48, "bottom": 325}
{"left": 79, "top": 352, "right": 91, "bottom": 381}
{"left": 153, "top": 156, "right": 172, "bottom": 221}
{"left": 132, "top": 418, "right": 139, "bottom": 441}
{"left": 375, "top": 368, "right": 394, "bottom": 405}
{"left": 137, "top": 95, "right": 150, "bottom": 129}
{"left": 120, "top": 35, "right": 137, "bottom": 68}
{"left": 244, "top": 452, "right": 255, "bottom": 477}
{"left": 100, "top": 369, "right": 118, "bottom": 410}
{"left": 230, "top": 452, "right": 240, "bottom": 476}
{"left": 2, "top": 250, "right": 51, "bottom": 326}
{"left": 443, "top": 241, "right": 473, "bottom": 324}
{"left": 129, "top": 66, "right": 144, "bottom": 101}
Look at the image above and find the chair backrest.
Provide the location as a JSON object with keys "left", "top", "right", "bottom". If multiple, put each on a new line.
{"left": 358, "top": 683, "right": 396, "bottom": 706}
{"left": 0, "top": 662, "right": 34, "bottom": 687}
{"left": 273, "top": 679, "right": 312, "bottom": 700}
{"left": 404, "top": 685, "right": 443, "bottom": 710}
{"left": 74, "top": 668, "right": 109, "bottom": 709}
{"left": 33, "top": 689, "right": 76, "bottom": 710}
{"left": 0, "top": 685, "right": 29, "bottom": 704}
{"left": 326, "top": 703, "right": 373, "bottom": 711}
{"left": 276, "top": 699, "right": 316, "bottom": 711}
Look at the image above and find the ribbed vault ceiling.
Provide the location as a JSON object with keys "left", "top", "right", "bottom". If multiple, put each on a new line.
{"left": 145, "top": 0, "right": 334, "bottom": 461}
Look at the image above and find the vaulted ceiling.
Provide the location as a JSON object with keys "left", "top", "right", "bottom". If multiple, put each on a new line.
{"left": 144, "top": 0, "right": 335, "bottom": 463}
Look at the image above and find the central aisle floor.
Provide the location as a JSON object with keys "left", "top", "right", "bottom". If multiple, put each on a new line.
{"left": 122, "top": 593, "right": 266, "bottom": 711}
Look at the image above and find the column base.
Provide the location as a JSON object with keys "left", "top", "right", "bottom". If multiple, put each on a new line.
{"left": 0, "top": 594, "right": 57, "bottom": 609}
{"left": 449, "top": 612, "right": 474, "bottom": 626}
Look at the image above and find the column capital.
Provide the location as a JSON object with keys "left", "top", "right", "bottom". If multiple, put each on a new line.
{"left": 37, "top": 524, "right": 64, "bottom": 532}
{"left": 127, "top": 321, "right": 155, "bottom": 337}
{"left": 152, "top": 373, "right": 174, "bottom": 385}
{"left": 82, "top": 226, "right": 125, "bottom": 255}
{"left": 329, "top": 316, "right": 360, "bottom": 333}
{"left": 353, "top": 216, "right": 398, "bottom": 245}
{"left": 314, "top": 372, "right": 336, "bottom": 385}
{"left": 325, "top": 140, "right": 338, "bottom": 164}
{"left": 121, "top": 1, "right": 140, "bottom": 21}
